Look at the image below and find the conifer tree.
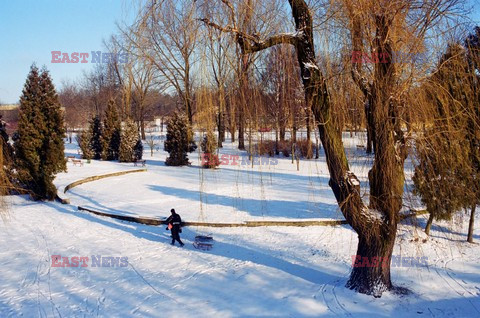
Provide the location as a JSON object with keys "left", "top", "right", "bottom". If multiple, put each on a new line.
{"left": 102, "top": 99, "right": 121, "bottom": 160}
{"left": 414, "top": 42, "right": 480, "bottom": 237}
{"left": 77, "top": 130, "right": 93, "bottom": 160}
{"left": 164, "top": 112, "right": 197, "bottom": 166}
{"left": 0, "top": 116, "right": 14, "bottom": 189}
{"left": 134, "top": 139, "right": 144, "bottom": 161}
{"left": 119, "top": 117, "right": 139, "bottom": 162}
{"left": 201, "top": 130, "right": 219, "bottom": 168}
{"left": 14, "top": 65, "right": 66, "bottom": 200}
{"left": 89, "top": 115, "right": 103, "bottom": 160}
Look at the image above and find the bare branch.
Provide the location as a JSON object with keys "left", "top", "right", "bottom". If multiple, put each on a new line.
{"left": 200, "top": 18, "right": 297, "bottom": 53}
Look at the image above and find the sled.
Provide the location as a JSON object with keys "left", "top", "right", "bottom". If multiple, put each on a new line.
{"left": 193, "top": 235, "right": 213, "bottom": 250}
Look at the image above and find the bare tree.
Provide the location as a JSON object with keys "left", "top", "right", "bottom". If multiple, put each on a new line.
{"left": 131, "top": 0, "right": 199, "bottom": 124}
{"left": 58, "top": 80, "right": 90, "bottom": 133}
{"left": 146, "top": 131, "right": 159, "bottom": 157}
{"left": 201, "top": 1, "right": 236, "bottom": 147}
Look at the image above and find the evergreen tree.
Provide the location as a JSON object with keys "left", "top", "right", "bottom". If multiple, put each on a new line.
{"left": 119, "top": 118, "right": 139, "bottom": 162}
{"left": 102, "top": 99, "right": 121, "bottom": 160}
{"left": 77, "top": 130, "right": 93, "bottom": 160}
{"left": 14, "top": 65, "right": 66, "bottom": 200}
{"left": 164, "top": 112, "right": 197, "bottom": 166}
{"left": 201, "top": 130, "right": 219, "bottom": 168}
{"left": 0, "top": 115, "right": 8, "bottom": 144}
{"left": 89, "top": 115, "right": 103, "bottom": 160}
{"left": 134, "top": 139, "right": 144, "bottom": 161}
{"left": 0, "top": 116, "right": 14, "bottom": 188}
{"left": 413, "top": 43, "right": 480, "bottom": 237}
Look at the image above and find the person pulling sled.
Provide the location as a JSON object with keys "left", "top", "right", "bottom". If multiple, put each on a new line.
{"left": 166, "top": 208, "right": 184, "bottom": 246}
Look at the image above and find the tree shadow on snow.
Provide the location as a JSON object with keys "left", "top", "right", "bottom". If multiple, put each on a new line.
{"left": 147, "top": 184, "right": 340, "bottom": 219}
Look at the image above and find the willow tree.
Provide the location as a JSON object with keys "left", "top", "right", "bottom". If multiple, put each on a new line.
{"left": 202, "top": 0, "right": 461, "bottom": 296}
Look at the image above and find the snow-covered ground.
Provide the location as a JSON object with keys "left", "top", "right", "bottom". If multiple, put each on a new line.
{"left": 0, "top": 132, "right": 479, "bottom": 317}
{"left": 57, "top": 132, "right": 404, "bottom": 223}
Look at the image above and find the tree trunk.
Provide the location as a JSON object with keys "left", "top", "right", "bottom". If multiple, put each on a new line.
{"left": 467, "top": 205, "right": 475, "bottom": 243}
{"left": 279, "top": 125, "right": 286, "bottom": 142}
{"left": 306, "top": 109, "right": 312, "bottom": 159}
{"left": 346, "top": 231, "right": 396, "bottom": 297}
{"left": 365, "top": 98, "right": 375, "bottom": 154}
{"left": 238, "top": 112, "right": 245, "bottom": 149}
{"left": 218, "top": 87, "right": 225, "bottom": 148}
{"left": 139, "top": 103, "right": 146, "bottom": 140}
{"left": 425, "top": 212, "right": 434, "bottom": 236}
{"left": 217, "top": 111, "right": 223, "bottom": 148}
{"left": 185, "top": 61, "right": 193, "bottom": 124}
{"left": 226, "top": 98, "right": 235, "bottom": 142}
{"left": 275, "top": 128, "right": 279, "bottom": 155}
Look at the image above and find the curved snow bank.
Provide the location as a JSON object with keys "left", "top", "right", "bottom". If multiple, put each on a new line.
{"left": 77, "top": 206, "right": 348, "bottom": 227}
{"left": 58, "top": 168, "right": 147, "bottom": 204}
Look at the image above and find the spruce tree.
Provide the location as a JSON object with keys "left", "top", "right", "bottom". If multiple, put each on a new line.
{"left": 201, "top": 130, "right": 219, "bottom": 168}
{"left": 102, "top": 99, "right": 121, "bottom": 160}
{"left": 164, "top": 112, "right": 197, "bottom": 166}
{"left": 77, "top": 130, "right": 93, "bottom": 160}
{"left": 14, "top": 65, "right": 66, "bottom": 200}
{"left": 119, "top": 118, "right": 139, "bottom": 162}
{"left": 89, "top": 115, "right": 103, "bottom": 160}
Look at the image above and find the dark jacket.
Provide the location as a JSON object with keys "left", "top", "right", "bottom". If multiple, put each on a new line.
{"left": 166, "top": 213, "right": 182, "bottom": 230}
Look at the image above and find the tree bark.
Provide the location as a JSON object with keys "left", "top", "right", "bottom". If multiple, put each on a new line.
{"left": 467, "top": 205, "right": 475, "bottom": 243}
{"left": 140, "top": 117, "right": 146, "bottom": 140}
{"left": 365, "top": 98, "right": 375, "bottom": 153}
{"left": 279, "top": 125, "right": 286, "bottom": 142}
{"left": 425, "top": 212, "right": 434, "bottom": 235}
{"left": 306, "top": 108, "right": 312, "bottom": 158}
{"left": 218, "top": 88, "right": 225, "bottom": 148}
{"left": 346, "top": 232, "right": 396, "bottom": 296}
{"left": 238, "top": 111, "right": 245, "bottom": 149}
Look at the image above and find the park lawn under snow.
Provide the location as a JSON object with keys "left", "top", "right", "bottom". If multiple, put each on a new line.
{"left": 0, "top": 131, "right": 479, "bottom": 317}
{"left": 57, "top": 132, "right": 393, "bottom": 223}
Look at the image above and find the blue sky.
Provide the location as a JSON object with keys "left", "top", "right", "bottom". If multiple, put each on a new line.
{"left": 0, "top": 0, "right": 479, "bottom": 104}
{"left": 0, "top": 0, "right": 136, "bottom": 103}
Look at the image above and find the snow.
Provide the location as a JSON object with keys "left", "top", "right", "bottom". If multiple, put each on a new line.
{"left": 303, "top": 62, "right": 319, "bottom": 70}
{"left": 1, "top": 131, "right": 479, "bottom": 317}
{"left": 360, "top": 206, "right": 384, "bottom": 223}
{"left": 279, "top": 30, "right": 304, "bottom": 38}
